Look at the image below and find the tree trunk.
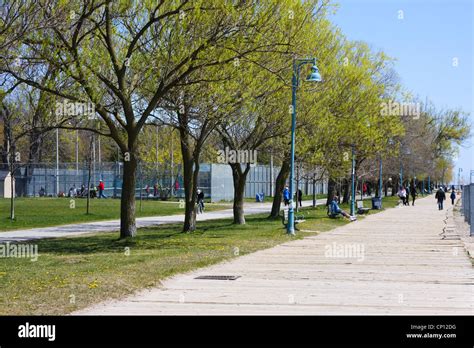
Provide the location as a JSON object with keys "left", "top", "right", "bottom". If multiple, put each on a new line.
{"left": 181, "top": 152, "right": 199, "bottom": 232}
{"left": 86, "top": 154, "right": 92, "bottom": 214}
{"left": 180, "top": 128, "right": 201, "bottom": 232}
{"left": 269, "top": 156, "right": 290, "bottom": 219}
{"left": 10, "top": 166, "right": 15, "bottom": 220}
{"left": 312, "top": 174, "right": 316, "bottom": 207}
{"left": 326, "top": 177, "right": 337, "bottom": 206}
{"left": 230, "top": 163, "right": 250, "bottom": 224}
{"left": 342, "top": 178, "right": 350, "bottom": 204}
{"left": 120, "top": 153, "right": 137, "bottom": 238}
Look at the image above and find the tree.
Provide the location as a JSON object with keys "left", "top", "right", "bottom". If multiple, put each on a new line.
{"left": 2, "top": 0, "right": 318, "bottom": 237}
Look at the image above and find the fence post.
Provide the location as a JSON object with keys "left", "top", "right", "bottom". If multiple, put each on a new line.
{"left": 465, "top": 185, "right": 470, "bottom": 224}
{"left": 470, "top": 184, "right": 474, "bottom": 236}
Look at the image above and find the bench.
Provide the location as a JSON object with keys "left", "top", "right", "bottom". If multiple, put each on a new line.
{"left": 356, "top": 200, "right": 370, "bottom": 214}
{"left": 281, "top": 208, "right": 305, "bottom": 228}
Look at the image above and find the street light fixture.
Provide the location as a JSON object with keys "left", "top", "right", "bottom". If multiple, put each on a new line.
{"left": 287, "top": 58, "right": 322, "bottom": 235}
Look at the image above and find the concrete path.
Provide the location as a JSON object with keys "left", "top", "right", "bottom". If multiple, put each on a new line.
{"left": 76, "top": 196, "right": 474, "bottom": 315}
{"left": 0, "top": 200, "right": 320, "bottom": 242}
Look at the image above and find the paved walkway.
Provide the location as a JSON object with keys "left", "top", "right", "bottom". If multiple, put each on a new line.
{"left": 76, "top": 196, "right": 474, "bottom": 315}
{"left": 0, "top": 200, "right": 319, "bottom": 242}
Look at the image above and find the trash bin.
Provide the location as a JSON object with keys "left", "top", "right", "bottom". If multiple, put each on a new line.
{"left": 372, "top": 197, "right": 382, "bottom": 210}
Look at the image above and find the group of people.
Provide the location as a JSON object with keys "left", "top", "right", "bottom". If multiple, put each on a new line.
{"left": 143, "top": 180, "right": 181, "bottom": 198}
{"left": 282, "top": 186, "right": 303, "bottom": 207}
{"left": 435, "top": 185, "right": 457, "bottom": 210}
{"left": 397, "top": 185, "right": 418, "bottom": 206}
{"left": 65, "top": 180, "right": 107, "bottom": 199}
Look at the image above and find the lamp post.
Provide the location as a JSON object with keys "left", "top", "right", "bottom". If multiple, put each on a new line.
{"left": 350, "top": 145, "right": 356, "bottom": 216}
{"left": 378, "top": 157, "right": 383, "bottom": 198}
{"left": 287, "top": 58, "right": 322, "bottom": 235}
{"left": 399, "top": 164, "right": 403, "bottom": 190}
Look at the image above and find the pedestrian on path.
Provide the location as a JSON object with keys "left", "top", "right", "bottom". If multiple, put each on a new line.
{"left": 410, "top": 184, "right": 417, "bottom": 206}
{"left": 297, "top": 189, "right": 303, "bottom": 207}
{"left": 397, "top": 186, "right": 407, "bottom": 206}
{"left": 197, "top": 189, "right": 205, "bottom": 213}
{"left": 405, "top": 185, "right": 410, "bottom": 206}
{"left": 450, "top": 188, "right": 456, "bottom": 205}
{"left": 435, "top": 187, "right": 446, "bottom": 210}
{"left": 98, "top": 180, "right": 107, "bottom": 199}
{"left": 283, "top": 186, "right": 290, "bottom": 206}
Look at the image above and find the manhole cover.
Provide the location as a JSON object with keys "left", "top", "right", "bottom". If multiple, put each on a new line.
{"left": 195, "top": 275, "right": 241, "bottom": 280}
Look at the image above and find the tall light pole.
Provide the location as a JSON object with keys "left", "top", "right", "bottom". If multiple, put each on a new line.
{"left": 56, "top": 113, "right": 59, "bottom": 196}
{"left": 75, "top": 130, "right": 79, "bottom": 176}
{"left": 350, "top": 145, "right": 356, "bottom": 216}
{"left": 287, "top": 58, "right": 322, "bottom": 235}
{"left": 399, "top": 164, "right": 403, "bottom": 190}
{"left": 378, "top": 156, "right": 383, "bottom": 198}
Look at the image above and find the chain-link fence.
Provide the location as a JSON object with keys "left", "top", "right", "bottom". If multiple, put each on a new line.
{"left": 3, "top": 162, "right": 327, "bottom": 202}
{"left": 7, "top": 162, "right": 187, "bottom": 200}
{"left": 461, "top": 183, "right": 474, "bottom": 236}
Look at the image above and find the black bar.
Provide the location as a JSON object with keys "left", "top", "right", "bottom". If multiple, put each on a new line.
{"left": 0, "top": 316, "right": 472, "bottom": 346}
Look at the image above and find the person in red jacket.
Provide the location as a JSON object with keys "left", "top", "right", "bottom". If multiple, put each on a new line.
{"left": 98, "top": 180, "right": 107, "bottom": 199}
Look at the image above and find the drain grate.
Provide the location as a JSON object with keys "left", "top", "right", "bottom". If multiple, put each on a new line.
{"left": 195, "top": 275, "right": 241, "bottom": 280}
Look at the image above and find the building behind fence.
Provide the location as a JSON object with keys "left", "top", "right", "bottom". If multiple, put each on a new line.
{"left": 462, "top": 183, "right": 474, "bottom": 236}
{"left": 3, "top": 162, "right": 327, "bottom": 202}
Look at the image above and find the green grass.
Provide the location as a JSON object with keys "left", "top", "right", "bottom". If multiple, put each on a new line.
{"left": 0, "top": 195, "right": 399, "bottom": 315}
{"left": 0, "top": 198, "right": 229, "bottom": 231}
{"left": 244, "top": 193, "right": 327, "bottom": 203}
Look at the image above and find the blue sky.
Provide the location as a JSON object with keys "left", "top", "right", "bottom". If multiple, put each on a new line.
{"left": 329, "top": 0, "right": 473, "bottom": 184}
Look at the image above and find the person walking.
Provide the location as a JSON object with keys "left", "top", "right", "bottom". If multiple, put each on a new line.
{"left": 283, "top": 186, "right": 290, "bottom": 206}
{"left": 197, "top": 189, "right": 205, "bottom": 213}
{"left": 450, "top": 188, "right": 456, "bottom": 205}
{"left": 297, "top": 188, "right": 303, "bottom": 207}
{"left": 435, "top": 187, "right": 446, "bottom": 210}
{"left": 405, "top": 185, "right": 410, "bottom": 206}
{"left": 98, "top": 180, "right": 107, "bottom": 199}
{"left": 410, "top": 184, "right": 417, "bottom": 206}
{"left": 397, "top": 186, "right": 407, "bottom": 206}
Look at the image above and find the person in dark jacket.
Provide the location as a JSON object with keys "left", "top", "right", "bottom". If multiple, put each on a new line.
{"left": 450, "top": 189, "right": 456, "bottom": 205}
{"left": 410, "top": 185, "right": 417, "bottom": 206}
{"left": 297, "top": 189, "right": 303, "bottom": 207}
{"left": 435, "top": 187, "right": 446, "bottom": 210}
{"left": 197, "top": 189, "right": 205, "bottom": 213}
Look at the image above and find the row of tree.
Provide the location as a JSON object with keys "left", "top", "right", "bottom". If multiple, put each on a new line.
{"left": 0, "top": 0, "right": 470, "bottom": 238}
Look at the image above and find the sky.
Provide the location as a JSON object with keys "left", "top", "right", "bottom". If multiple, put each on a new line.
{"left": 329, "top": 0, "right": 474, "bottom": 184}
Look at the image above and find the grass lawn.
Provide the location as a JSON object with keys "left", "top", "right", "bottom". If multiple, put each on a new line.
{"left": 244, "top": 193, "right": 327, "bottom": 203}
{"left": 0, "top": 195, "right": 399, "bottom": 315}
{"left": 0, "top": 198, "right": 229, "bottom": 232}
